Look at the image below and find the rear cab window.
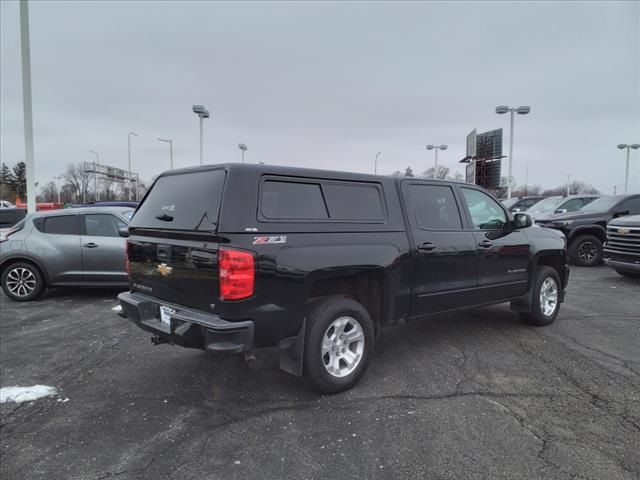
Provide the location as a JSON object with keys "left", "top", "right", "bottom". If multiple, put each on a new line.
{"left": 259, "top": 177, "right": 385, "bottom": 222}
{"left": 130, "top": 169, "right": 226, "bottom": 231}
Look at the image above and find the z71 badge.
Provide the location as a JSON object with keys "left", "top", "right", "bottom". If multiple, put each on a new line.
{"left": 253, "top": 235, "right": 287, "bottom": 245}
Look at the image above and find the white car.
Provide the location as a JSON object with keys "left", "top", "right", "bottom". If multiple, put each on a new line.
{"left": 0, "top": 200, "right": 16, "bottom": 209}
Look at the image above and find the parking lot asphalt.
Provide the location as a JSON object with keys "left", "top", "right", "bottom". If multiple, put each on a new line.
{"left": 1, "top": 266, "right": 639, "bottom": 480}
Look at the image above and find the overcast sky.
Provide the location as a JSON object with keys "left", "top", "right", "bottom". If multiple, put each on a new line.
{"left": 1, "top": 0, "right": 639, "bottom": 193}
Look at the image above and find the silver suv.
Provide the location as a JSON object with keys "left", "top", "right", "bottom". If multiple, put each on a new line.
{"left": 0, "top": 206, "right": 133, "bottom": 301}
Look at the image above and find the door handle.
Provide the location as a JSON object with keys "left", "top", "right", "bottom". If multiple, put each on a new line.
{"left": 83, "top": 243, "right": 98, "bottom": 248}
{"left": 418, "top": 242, "right": 436, "bottom": 252}
{"left": 478, "top": 240, "right": 494, "bottom": 248}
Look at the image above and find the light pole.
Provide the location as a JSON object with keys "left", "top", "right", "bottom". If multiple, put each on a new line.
{"left": 617, "top": 144, "right": 640, "bottom": 194}
{"left": 238, "top": 143, "right": 248, "bottom": 163}
{"left": 158, "top": 138, "right": 173, "bottom": 169}
{"left": 89, "top": 150, "right": 99, "bottom": 202}
{"left": 496, "top": 105, "right": 531, "bottom": 199}
{"left": 192, "top": 105, "right": 210, "bottom": 165}
{"left": 19, "top": 0, "right": 36, "bottom": 213}
{"left": 127, "top": 131, "right": 138, "bottom": 200}
{"left": 565, "top": 173, "right": 572, "bottom": 196}
{"left": 426, "top": 145, "right": 447, "bottom": 179}
{"left": 374, "top": 152, "right": 381, "bottom": 175}
{"left": 54, "top": 175, "right": 62, "bottom": 203}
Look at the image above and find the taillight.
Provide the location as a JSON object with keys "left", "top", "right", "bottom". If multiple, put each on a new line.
{"left": 125, "top": 240, "right": 131, "bottom": 276}
{"left": 218, "top": 247, "right": 255, "bottom": 301}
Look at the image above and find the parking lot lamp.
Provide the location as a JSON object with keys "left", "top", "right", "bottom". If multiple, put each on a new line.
{"left": 496, "top": 105, "right": 531, "bottom": 199}
{"left": 89, "top": 150, "right": 99, "bottom": 202}
{"left": 127, "top": 131, "right": 138, "bottom": 200}
{"left": 158, "top": 138, "right": 173, "bottom": 170}
{"left": 426, "top": 145, "right": 447, "bottom": 179}
{"left": 192, "top": 105, "right": 210, "bottom": 165}
{"left": 617, "top": 144, "right": 640, "bottom": 194}
{"left": 375, "top": 152, "right": 381, "bottom": 175}
{"left": 238, "top": 143, "right": 248, "bottom": 163}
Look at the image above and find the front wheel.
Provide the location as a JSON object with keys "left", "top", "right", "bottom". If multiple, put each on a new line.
{"left": 1, "top": 262, "right": 45, "bottom": 301}
{"left": 569, "top": 234, "right": 602, "bottom": 266}
{"left": 520, "top": 266, "right": 561, "bottom": 326}
{"left": 303, "top": 296, "right": 375, "bottom": 394}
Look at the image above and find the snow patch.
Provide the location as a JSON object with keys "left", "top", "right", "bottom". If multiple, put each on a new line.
{"left": 0, "top": 385, "right": 58, "bottom": 404}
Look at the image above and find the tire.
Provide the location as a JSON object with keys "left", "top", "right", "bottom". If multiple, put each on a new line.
{"left": 520, "top": 266, "right": 561, "bottom": 326}
{"left": 303, "top": 296, "right": 375, "bottom": 394}
{"left": 1, "top": 262, "right": 45, "bottom": 301}
{"left": 615, "top": 270, "right": 640, "bottom": 279}
{"left": 569, "top": 234, "right": 602, "bottom": 266}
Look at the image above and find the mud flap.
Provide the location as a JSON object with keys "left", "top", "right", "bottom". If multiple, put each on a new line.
{"left": 278, "top": 319, "right": 306, "bottom": 376}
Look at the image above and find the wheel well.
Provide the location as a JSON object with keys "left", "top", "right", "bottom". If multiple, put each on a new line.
{"left": 309, "top": 274, "right": 383, "bottom": 327}
{"left": 570, "top": 227, "right": 606, "bottom": 244}
{"left": 537, "top": 255, "right": 564, "bottom": 283}
{"left": 0, "top": 258, "right": 47, "bottom": 285}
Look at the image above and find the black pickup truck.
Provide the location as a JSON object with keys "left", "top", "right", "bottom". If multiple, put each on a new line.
{"left": 118, "top": 164, "right": 569, "bottom": 393}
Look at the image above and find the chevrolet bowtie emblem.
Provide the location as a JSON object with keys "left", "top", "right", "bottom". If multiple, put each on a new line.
{"left": 157, "top": 263, "right": 173, "bottom": 276}
{"left": 617, "top": 228, "right": 630, "bottom": 235}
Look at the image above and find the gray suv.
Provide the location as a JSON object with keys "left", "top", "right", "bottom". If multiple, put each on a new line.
{"left": 0, "top": 207, "right": 133, "bottom": 301}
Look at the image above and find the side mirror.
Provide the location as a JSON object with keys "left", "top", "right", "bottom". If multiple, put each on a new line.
{"left": 555, "top": 208, "right": 568, "bottom": 214}
{"left": 118, "top": 227, "right": 130, "bottom": 238}
{"left": 514, "top": 213, "right": 533, "bottom": 229}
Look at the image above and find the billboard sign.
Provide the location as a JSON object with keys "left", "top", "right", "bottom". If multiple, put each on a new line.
{"left": 466, "top": 162, "right": 476, "bottom": 184}
{"left": 83, "top": 162, "right": 138, "bottom": 183}
{"left": 466, "top": 129, "right": 477, "bottom": 158}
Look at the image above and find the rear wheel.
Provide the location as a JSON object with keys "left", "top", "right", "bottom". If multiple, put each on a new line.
{"left": 520, "top": 266, "right": 561, "bottom": 326}
{"left": 303, "top": 296, "right": 375, "bottom": 394}
{"left": 1, "top": 262, "right": 45, "bottom": 301}
{"left": 569, "top": 234, "right": 602, "bottom": 266}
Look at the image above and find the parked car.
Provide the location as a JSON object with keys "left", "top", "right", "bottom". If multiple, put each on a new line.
{"left": 603, "top": 215, "right": 640, "bottom": 278}
{"left": 536, "top": 194, "right": 640, "bottom": 266}
{"left": 527, "top": 194, "right": 599, "bottom": 220}
{"left": 118, "top": 163, "right": 569, "bottom": 393}
{"left": 0, "top": 206, "right": 134, "bottom": 301}
{"left": 1, "top": 208, "right": 27, "bottom": 243}
{"left": 501, "top": 196, "right": 545, "bottom": 212}
{"left": 0, "top": 200, "right": 16, "bottom": 209}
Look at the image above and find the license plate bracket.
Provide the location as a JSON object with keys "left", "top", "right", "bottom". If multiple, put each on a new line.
{"left": 159, "top": 305, "right": 175, "bottom": 326}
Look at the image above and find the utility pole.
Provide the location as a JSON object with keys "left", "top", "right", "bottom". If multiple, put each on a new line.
{"left": 375, "top": 152, "right": 381, "bottom": 175}
{"left": 89, "top": 150, "right": 99, "bottom": 202}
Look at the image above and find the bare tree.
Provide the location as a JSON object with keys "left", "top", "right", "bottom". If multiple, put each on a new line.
{"left": 39, "top": 181, "right": 58, "bottom": 202}
{"left": 542, "top": 181, "right": 600, "bottom": 196}
{"left": 421, "top": 165, "right": 450, "bottom": 180}
{"left": 62, "top": 163, "right": 92, "bottom": 203}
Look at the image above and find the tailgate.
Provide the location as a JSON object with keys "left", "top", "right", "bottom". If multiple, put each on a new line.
{"left": 128, "top": 234, "right": 220, "bottom": 312}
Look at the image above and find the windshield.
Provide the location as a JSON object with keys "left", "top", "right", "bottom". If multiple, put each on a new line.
{"left": 129, "top": 169, "right": 226, "bottom": 231}
{"left": 580, "top": 196, "right": 624, "bottom": 213}
{"left": 528, "top": 196, "right": 564, "bottom": 214}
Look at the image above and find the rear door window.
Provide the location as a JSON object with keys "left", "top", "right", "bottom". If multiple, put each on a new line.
{"left": 130, "top": 169, "right": 226, "bottom": 231}
{"left": 408, "top": 184, "right": 462, "bottom": 230}
{"left": 261, "top": 181, "right": 329, "bottom": 219}
{"left": 42, "top": 215, "right": 79, "bottom": 235}
{"left": 84, "top": 214, "right": 126, "bottom": 237}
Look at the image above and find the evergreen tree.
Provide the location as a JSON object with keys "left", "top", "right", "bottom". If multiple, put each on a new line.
{"left": 404, "top": 166, "right": 414, "bottom": 177}
{"left": 0, "top": 162, "right": 16, "bottom": 200}
{"left": 11, "top": 162, "right": 27, "bottom": 199}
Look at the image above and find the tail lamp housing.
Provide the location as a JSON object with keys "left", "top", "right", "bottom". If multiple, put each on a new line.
{"left": 218, "top": 247, "right": 255, "bottom": 300}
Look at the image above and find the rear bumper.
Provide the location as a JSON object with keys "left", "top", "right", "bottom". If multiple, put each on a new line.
{"left": 117, "top": 291, "right": 254, "bottom": 353}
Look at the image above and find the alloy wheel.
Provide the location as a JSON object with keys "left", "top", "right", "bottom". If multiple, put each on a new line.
{"left": 321, "top": 316, "right": 365, "bottom": 378}
{"left": 6, "top": 267, "right": 37, "bottom": 298}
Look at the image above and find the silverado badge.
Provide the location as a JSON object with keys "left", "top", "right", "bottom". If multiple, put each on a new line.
{"left": 156, "top": 263, "right": 173, "bottom": 276}
{"left": 617, "top": 228, "right": 630, "bottom": 235}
